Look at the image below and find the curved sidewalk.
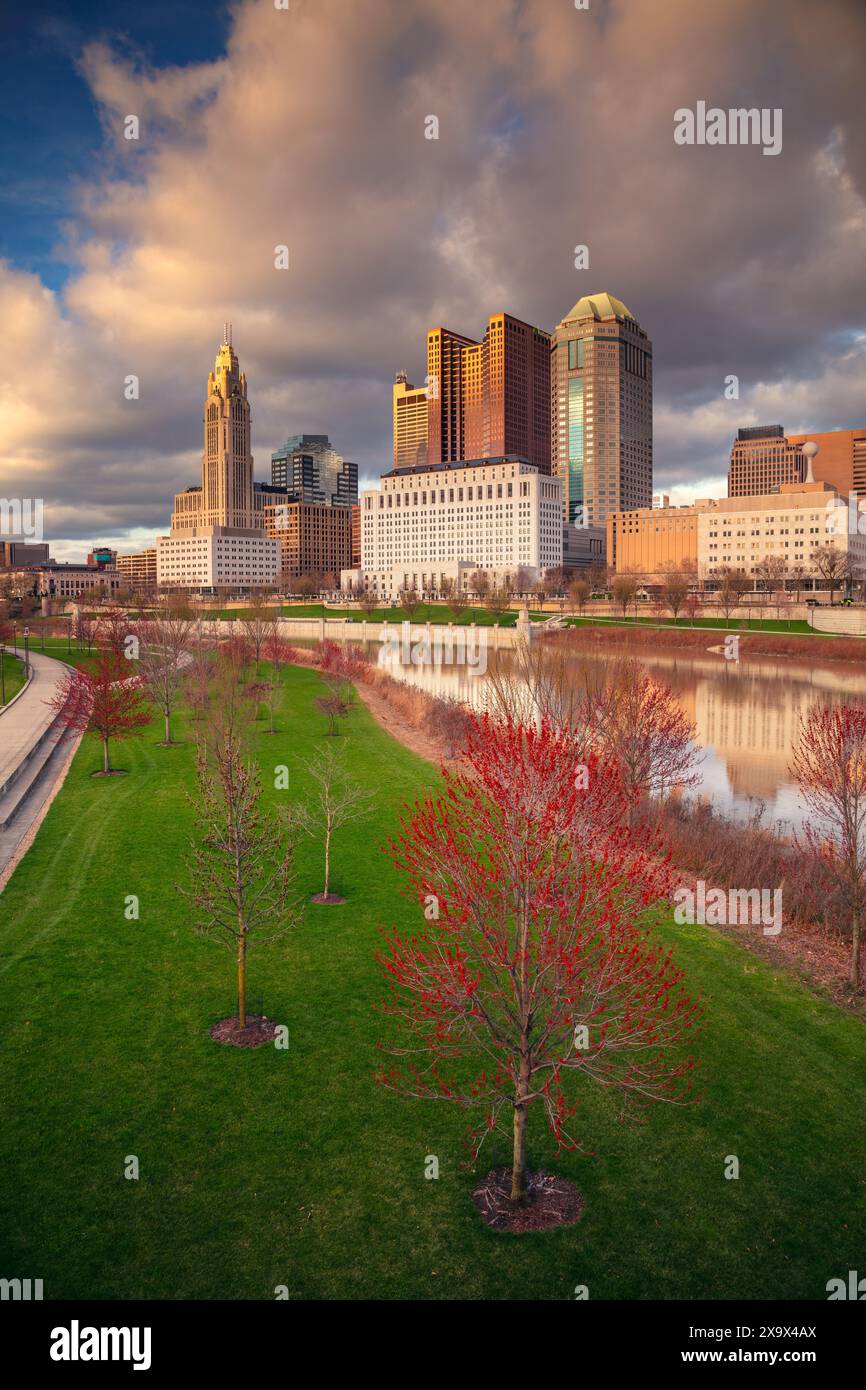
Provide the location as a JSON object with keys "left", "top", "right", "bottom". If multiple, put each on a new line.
{"left": 0, "top": 650, "right": 76, "bottom": 887}
{"left": 0, "top": 651, "right": 69, "bottom": 784}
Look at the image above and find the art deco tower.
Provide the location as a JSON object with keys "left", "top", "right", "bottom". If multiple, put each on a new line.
{"left": 200, "top": 325, "right": 255, "bottom": 529}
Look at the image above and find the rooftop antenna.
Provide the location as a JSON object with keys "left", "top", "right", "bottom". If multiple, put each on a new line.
{"left": 223, "top": 320, "right": 228, "bottom": 344}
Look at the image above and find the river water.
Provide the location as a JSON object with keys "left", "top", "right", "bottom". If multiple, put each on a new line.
{"left": 372, "top": 636, "right": 866, "bottom": 835}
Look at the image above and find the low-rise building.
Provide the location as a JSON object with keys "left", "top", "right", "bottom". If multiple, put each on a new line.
{"left": 0, "top": 541, "right": 49, "bottom": 568}
{"left": 156, "top": 529, "right": 279, "bottom": 592}
{"left": 607, "top": 481, "right": 866, "bottom": 587}
{"left": 117, "top": 548, "right": 158, "bottom": 589}
{"left": 32, "top": 562, "right": 123, "bottom": 600}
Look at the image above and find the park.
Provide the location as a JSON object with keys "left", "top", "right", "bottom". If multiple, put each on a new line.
{"left": 1, "top": 612, "right": 866, "bottom": 1298}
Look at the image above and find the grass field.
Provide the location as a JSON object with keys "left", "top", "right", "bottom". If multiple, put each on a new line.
{"left": 0, "top": 650, "right": 26, "bottom": 705}
{"left": 563, "top": 614, "right": 818, "bottom": 635}
{"left": 1, "top": 662, "right": 865, "bottom": 1299}
{"left": 215, "top": 601, "right": 848, "bottom": 639}
{"left": 218, "top": 601, "right": 521, "bottom": 626}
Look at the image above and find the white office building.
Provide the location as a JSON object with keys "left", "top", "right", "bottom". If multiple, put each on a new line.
{"left": 342, "top": 455, "right": 563, "bottom": 597}
{"left": 156, "top": 530, "right": 279, "bottom": 591}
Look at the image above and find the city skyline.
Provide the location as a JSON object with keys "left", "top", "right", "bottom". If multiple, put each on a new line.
{"left": 2, "top": 0, "right": 866, "bottom": 561}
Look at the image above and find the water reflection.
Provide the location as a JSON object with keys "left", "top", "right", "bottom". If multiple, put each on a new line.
{"left": 372, "top": 638, "right": 866, "bottom": 835}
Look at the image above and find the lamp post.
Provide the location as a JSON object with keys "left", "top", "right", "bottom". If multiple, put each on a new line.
{"left": 23, "top": 625, "right": 30, "bottom": 680}
{"left": 0, "top": 639, "right": 5, "bottom": 705}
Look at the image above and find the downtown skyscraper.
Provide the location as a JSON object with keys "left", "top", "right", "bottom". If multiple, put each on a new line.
{"left": 425, "top": 313, "right": 551, "bottom": 474}
{"left": 551, "top": 293, "right": 652, "bottom": 529}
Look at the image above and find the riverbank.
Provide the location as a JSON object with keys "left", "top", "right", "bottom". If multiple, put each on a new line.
{"left": 309, "top": 639, "right": 864, "bottom": 1016}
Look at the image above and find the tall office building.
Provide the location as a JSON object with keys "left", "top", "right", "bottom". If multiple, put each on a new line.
{"left": 426, "top": 313, "right": 551, "bottom": 474}
{"left": 160, "top": 330, "right": 279, "bottom": 589}
{"left": 270, "top": 433, "right": 357, "bottom": 507}
{"left": 426, "top": 326, "right": 477, "bottom": 466}
{"left": 202, "top": 326, "right": 254, "bottom": 529}
{"left": 729, "top": 425, "right": 866, "bottom": 499}
{"left": 261, "top": 500, "right": 353, "bottom": 584}
{"left": 551, "top": 292, "right": 653, "bottom": 529}
{"left": 393, "top": 371, "right": 428, "bottom": 469}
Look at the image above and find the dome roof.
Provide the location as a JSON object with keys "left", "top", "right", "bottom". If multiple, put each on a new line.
{"left": 562, "top": 292, "right": 634, "bottom": 323}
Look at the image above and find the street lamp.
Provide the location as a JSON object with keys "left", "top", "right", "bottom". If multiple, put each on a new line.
{"left": 23, "top": 626, "right": 30, "bottom": 680}
{"left": 0, "top": 636, "right": 5, "bottom": 705}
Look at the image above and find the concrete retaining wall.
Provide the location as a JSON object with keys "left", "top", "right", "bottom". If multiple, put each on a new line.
{"left": 808, "top": 608, "right": 866, "bottom": 635}
{"left": 213, "top": 615, "right": 534, "bottom": 649}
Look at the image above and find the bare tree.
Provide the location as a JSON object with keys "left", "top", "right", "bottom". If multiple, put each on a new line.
{"left": 567, "top": 578, "right": 590, "bottom": 617}
{"left": 240, "top": 593, "right": 277, "bottom": 670}
{"left": 813, "top": 544, "right": 853, "bottom": 604}
{"left": 138, "top": 600, "right": 195, "bottom": 745}
{"left": 400, "top": 586, "right": 424, "bottom": 622}
{"left": 180, "top": 662, "right": 300, "bottom": 1029}
{"left": 441, "top": 578, "right": 469, "bottom": 624}
{"left": 358, "top": 587, "right": 381, "bottom": 618}
{"left": 470, "top": 570, "right": 490, "bottom": 601}
{"left": 315, "top": 674, "right": 356, "bottom": 735}
{"left": 661, "top": 567, "right": 690, "bottom": 622}
{"left": 791, "top": 703, "right": 866, "bottom": 990}
{"left": 611, "top": 573, "right": 638, "bottom": 618}
{"left": 485, "top": 587, "right": 511, "bottom": 621}
{"left": 484, "top": 637, "right": 600, "bottom": 745}
{"left": 715, "top": 567, "right": 750, "bottom": 622}
{"left": 584, "top": 658, "right": 702, "bottom": 820}
{"left": 297, "top": 744, "right": 373, "bottom": 904}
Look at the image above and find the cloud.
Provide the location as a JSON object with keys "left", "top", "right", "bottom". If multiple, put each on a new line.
{"left": 1, "top": 0, "right": 865, "bottom": 557}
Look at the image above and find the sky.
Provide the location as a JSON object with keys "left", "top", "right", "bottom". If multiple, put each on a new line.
{"left": 1, "top": 0, "right": 865, "bottom": 562}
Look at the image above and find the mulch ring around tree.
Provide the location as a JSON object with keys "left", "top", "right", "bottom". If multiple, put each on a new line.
{"left": 472, "top": 1167, "right": 584, "bottom": 1233}
{"left": 210, "top": 1015, "right": 280, "bottom": 1048}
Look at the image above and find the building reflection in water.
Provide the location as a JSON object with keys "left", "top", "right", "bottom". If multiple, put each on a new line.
{"left": 373, "top": 637, "right": 866, "bottom": 835}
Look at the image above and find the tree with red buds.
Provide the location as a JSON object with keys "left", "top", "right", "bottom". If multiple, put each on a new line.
{"left": 376, "top": 714, "right": 701, "bottom": 1208}
{"left": 47, "top": 648, "right": 151, "bottom": 775}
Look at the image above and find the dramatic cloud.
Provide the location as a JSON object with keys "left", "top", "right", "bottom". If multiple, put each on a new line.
{"left": 1, "top": 0, "right": 865, "bottom": 557}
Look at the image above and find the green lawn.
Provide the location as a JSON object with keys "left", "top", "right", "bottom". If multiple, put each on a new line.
{"left": 1, "top": 663, "right": 865, "bottom": 1299}
{"left": 0, "top": 650, "right": 26, "bottom": 705}
{"left": 563, "top": 614, "right": 829, "bottom": 636}
{"left": 218, "top": 602, "right": 521, "bottom": 626}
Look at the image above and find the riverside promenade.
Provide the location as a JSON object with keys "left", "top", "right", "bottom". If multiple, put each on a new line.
{"left": 0, "top": 650, "right": 78, "bottom": 887}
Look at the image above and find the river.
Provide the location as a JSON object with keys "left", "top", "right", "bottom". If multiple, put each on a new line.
{"left": 372, "top": 635, "right": 866, "bottom": 835}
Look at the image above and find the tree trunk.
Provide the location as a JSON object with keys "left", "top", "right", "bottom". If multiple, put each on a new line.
{"left": 237, "top": 931, "right": 247, "bottom": 1028}
{"left": 323, "top": 823, "right": 331, "bottom": 898}
{"left": 164, "top": 706, "right": 171, "bottom": 743}
{"left": 510, "top": 1056, "right": 531, "bottom": 1203}
{"left": 103, "top": 736, "right": 110, "bottom": 774}
{"left": 851, "top": 910, "right": 861, "bottom": 992}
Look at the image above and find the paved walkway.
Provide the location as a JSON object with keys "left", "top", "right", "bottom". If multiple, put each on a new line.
{"left": 0, "top": 650, "right": 69, "bottom": 793}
